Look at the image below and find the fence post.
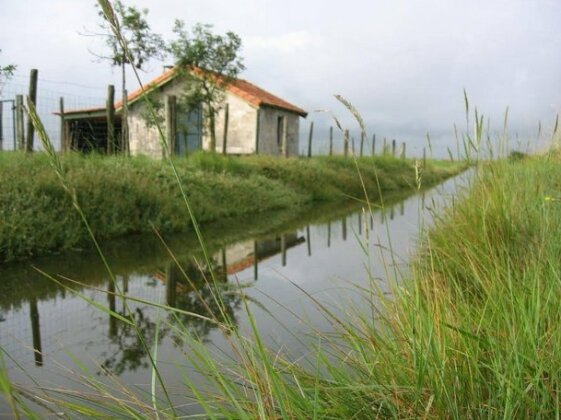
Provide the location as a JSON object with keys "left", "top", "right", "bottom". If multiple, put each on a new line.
{"left": 372, "top": 133, "right": 376, "bottom": 157}
{"left": 344, "top": 129, "right": 349, "bottom": 157}
{"left": 282, "top": 116, "right": 288, "bottom": 158}
{"left": 307, "top": 121, "right": 314, "bottom": 158}
{"left": 59, "top": 97, "right": 66, "bottom": 153}
{"left": 383, "top": 137, "right": 387, "bottom": 155}
{"left": 0, "top": 102, "right": 3, "bottom": 151}
{"left": 165, "top": 95, "right": 177, "bottom": 157}
{"left": 121, "top": 89, "right": 129, "bottom": 155}
{"left": 255, "top": 109, "right": 260, "bottom": 155}
{"left": 15, "top": 95, "right": 24, "bottom": 150}
{"left": 281, "top": 234, "right": 287, "bottom": 266}
{"left": 106, "top": 85, "right": 115, "bottom": 154}
{"left": 360, "top": 132, "right": 364, "bottom": 157}
{"left": 392, "top": 139, "right": 396, "bottom": 157}
{"left": 329, "top": 126, "right": 333, "bottom": 156}
{"left": 423, "top": 147, "right": 427, "bottom": 167}
{"left": 351, "top": 137, "right": 355, "bottom": 155}
{"left": 401, "top": 142, "right": 406, "bottom": 159}
{"left": 222, "top": 103, "right": 229, "bottom": 155}
{"left": 25, "top": 69, "right": 38, "bottom": 152}
{"left": 306, "top": 225, "right": 312, "bottom": 256}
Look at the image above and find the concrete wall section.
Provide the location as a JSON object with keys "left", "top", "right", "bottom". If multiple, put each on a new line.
{"left": 128, "top": 102, "right": 163, "bottom": 157}
{"left": 203, "top": 92, "right": 258, "bottom": 154}
{"left": 257, "top": 106, "right": 300, "bottom": 157}
{"left": 128, "top": 78, "right": 187, "bottom": 158}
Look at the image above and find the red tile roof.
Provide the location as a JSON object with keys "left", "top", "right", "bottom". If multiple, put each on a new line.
{"left": 62, "top": 67, "right": 307, "bottom": 117}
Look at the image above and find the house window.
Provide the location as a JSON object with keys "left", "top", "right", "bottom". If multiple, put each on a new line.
{"left": 277, "top": 116, "right": 285, "bottom": 148}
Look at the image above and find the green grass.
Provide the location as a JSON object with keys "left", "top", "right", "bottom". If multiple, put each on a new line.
{"left": 14, "top": 152, "right": 556, "bottom": 419}
{"left": 0, "top": 151, "right": 462, "bottom": 263}
{"left": 170, "top": 153, "right": 561, "bottom": 418}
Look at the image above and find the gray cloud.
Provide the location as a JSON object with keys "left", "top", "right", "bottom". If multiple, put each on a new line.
{"left": 2, "top": 0, "right": 560, "bottom": 156}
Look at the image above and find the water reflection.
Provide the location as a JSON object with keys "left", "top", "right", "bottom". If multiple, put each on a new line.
{"left": 0, "top": 176, "right": 465, "bottom": 411}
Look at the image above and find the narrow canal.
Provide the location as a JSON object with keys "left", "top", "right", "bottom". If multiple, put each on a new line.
{"left": 0, "top": 173, "right": 467, "bottom": 415}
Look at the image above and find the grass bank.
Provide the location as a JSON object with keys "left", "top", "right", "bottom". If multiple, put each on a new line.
{"left": 0, "top": 151, "right": 461, "bottom": 263}
{"left": 171, "top": 154, "right": 560, "bottom": 418}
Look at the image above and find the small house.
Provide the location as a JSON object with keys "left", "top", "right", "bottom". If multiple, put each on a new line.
{"left": 60, "top": 67, "right": 308, "bottom": 157}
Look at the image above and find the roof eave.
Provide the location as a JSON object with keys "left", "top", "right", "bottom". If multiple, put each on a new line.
{"left": 259, "top": 103, "right": 308, "bottom": 118}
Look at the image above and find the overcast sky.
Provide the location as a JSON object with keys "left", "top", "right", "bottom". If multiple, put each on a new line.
{"left": 2, "top": 0, "right": 561, "bottom": 155}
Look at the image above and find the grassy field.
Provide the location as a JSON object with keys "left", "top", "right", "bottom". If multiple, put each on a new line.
{"left": 0, "top": 151, "right": 462, "bottom": 263}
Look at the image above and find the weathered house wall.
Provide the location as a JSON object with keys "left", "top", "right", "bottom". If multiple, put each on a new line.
{"left": 128, "top": 78, "right": 184, "bottom": 158}
{"left": 125, "top": 75, "right": 302, "bottom": 158}
{"left": 203, "top": 92, "right": 258, "bottom": 154}
{"left": 257, "top": 107, "right": 300, "bottom": 156}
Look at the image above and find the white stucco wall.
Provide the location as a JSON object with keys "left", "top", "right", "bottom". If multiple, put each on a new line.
{"left": 203, "top": 91, "right": 258, "bottom": 154}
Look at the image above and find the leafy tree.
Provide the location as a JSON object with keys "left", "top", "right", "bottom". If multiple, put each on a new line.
{"left": 93, "top": 0, "right": 165, "bottom": 152}
{"left": 0, "top": 49, "right": 16, "bottom": 97}
{"left": 169, "top": 22, "right": 245, "bottom": 152}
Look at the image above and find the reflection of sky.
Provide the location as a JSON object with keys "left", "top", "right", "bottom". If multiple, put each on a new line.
{"left": 0, "top": 172, "right": 469, "bottom": 415}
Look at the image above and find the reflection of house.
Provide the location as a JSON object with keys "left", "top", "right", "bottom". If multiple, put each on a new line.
{"left": 221, "top": 233, "right": 304, "bottom": 275}
{"left": 59, "top": 67, "right": 307, "bottom": 157}
{"left": 154, "top": 233, "right": 304, "bottom": 288}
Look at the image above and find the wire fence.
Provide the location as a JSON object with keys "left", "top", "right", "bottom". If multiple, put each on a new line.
{"left": 1, "top": 79, "right": 105, "bottom": 152}
{"left": 0, "top": 76, "right": 417, "bottom": 158}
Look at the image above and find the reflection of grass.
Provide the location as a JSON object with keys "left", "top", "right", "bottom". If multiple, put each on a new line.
{"left": 0, "top": 186, "right": 417, "bottom": 313}
{"left": 175, "top": 155, "right": 561, "bottom": 418}
{"left": 0, "top": 151, "right": 462, "bottom": 263}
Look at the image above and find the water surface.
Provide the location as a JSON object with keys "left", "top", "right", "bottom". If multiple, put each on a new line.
{"left": 0, "top": 175, "right": 466, "bottom": 415}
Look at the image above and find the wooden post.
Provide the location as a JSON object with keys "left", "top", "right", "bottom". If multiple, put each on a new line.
{"left": 360, "top": 132, "right": 365, "bottom": 157}
{"left": 344, "top": 129, "right": 349, "bottom": 157}
{"left": 342, "top": 217, "right": 347, "bottom": 241}
{"left": 253, "top": 241, "right": 258, "bottom": 281}
{"left": 222, "top": 103, "right": 229, "bottom": 155}
{"left": 255, "top": 109, "right": 261, "bottom": 154}
{"left": 166, "top": 264, "right": 177, "bottom": 308}
{"left": 29, "top": 298, "right": 43, "bottom": 366}
{"left": 383, "top": 137, "right": 387, "bottom": 155}
{"left": 423, "top": 147, "right": 427, "bottom": 167}
{"left": 401, "top": 142, "right": 406, "bottom": 159}
{"left": 306, "top": 225, "right": 311, "bottom": 256}
{"left": 372, "top": 133, "right": 376, "bottom": 156}
{"left": 25, "top": 69, "right": 38, "bottom": 152}
{"left": 358, "top": 213, "right": 362, "bottom": 235}
{"left": 106, "top": 85, "right": 115, "bottom": 154}
{"left": 122, "top": 89, "right": 129, "bottom": 155}
{"left": 281, "top": 234, "right": 287, "bottom": 266}
{"left": 108, "top": 280, "right": 117, "bottom": 337}
{"left": 15, "top": 95, "right": 24, "bottom": 150}
{"left": 329, "top": 126, "right": 333, "bottom": 156}
{"left": 11, "top": 100, "right": 16, "bottom": 150}
{"left": 351, "top": 137, "right": 355, "bottom": 155}
{"left": 392, "top": 139, "right": 396, "bottom": 157}
{"left": 221, "top": 248, "right": 228, "bottom": 282}
{"left": 0, "top": 102, "right": 3, "bottom": 151}
{"left": 59, "top": 97, "right": 66, "bottom": 153}
{"left": 165, "top": 95, "right": 177, "bottom": 157}
{"left": 307, "top": 121, "right": 314, "bottom": 158}
{"left": 122, "top": 274, "right": 129, "bottom": 294}
{"left": 282, "top": 116, "right": 288, "bottom": 158}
